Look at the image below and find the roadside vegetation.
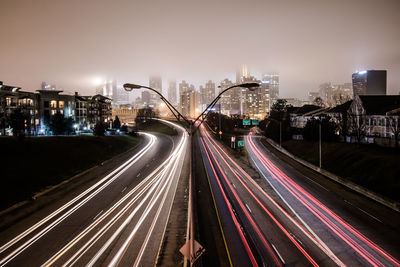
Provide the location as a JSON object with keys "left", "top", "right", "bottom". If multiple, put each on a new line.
{"left": 0, "top": 135, "right": 141, "bottom": 211}
{"left": 259, "top": 99, "right": 400, "bottom": 202}
{"left": 135, "top": 108, "right": 178, "bottom": 136}
{"left": 281, "top": 140, "right": 400, "bottom": 202}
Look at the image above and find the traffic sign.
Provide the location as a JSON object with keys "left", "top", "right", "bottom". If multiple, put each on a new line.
{"left": 231, "top": 136, "right": 236, "bottom": 142}
{"left": 251, "top": 120, "right": 259, "bottom": 125}
{"left": 238, "top": 140, "right": 244, "bottom": 147}
{"left": 243, "top": 119, "right": 251, "bottom": 126}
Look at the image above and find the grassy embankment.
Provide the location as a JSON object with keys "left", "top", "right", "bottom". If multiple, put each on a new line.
{"left": 282, "top": 140, "right": 400, "bottom": 202}
{"left": 136, "top": 119, "right": 178, "bottom": 136}
{"left": 0, "top": 135, "right": 141, "bottom": 211}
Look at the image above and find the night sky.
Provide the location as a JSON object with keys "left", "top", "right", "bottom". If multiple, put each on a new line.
{"left": 1, "top": 0, "right": 399, "bottom": 99}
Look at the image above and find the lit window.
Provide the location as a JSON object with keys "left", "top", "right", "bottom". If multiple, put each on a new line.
{"left": 51, "top": 110, "right": 57, "bottom": 115}
{"left": 50, "top": 100, "right": 57, "bottom": 108}
{"left": 60, "top": 110, "right": 64, "bottom": 115}
{"left": 59, "top": 101, "right": 64, "bottom": 108}
{"left": 6, "top": 97, "right": 11, "bottom": 106}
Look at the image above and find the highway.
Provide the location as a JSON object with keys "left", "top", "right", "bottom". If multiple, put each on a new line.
{"left": 198, "top": 125, "right": 331, "bottom": 266}
{"left": 246, "top": 129, "right": 400, "bottom": 266}
{"left": 198, "top": 124, "right": 400, "bottom": 266}
{"left": 0, "top": 120, "right": 188, "bottom": 267}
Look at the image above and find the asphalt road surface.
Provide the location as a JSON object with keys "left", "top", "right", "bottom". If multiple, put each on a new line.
{"left": 197, "top": 124, "right": 400, "bottom": 267}
{"left": 0, "top": 120, "right": 188, "bottom": 267}
{"left": 245, "top": 129, "right": 400, "bottom": 266}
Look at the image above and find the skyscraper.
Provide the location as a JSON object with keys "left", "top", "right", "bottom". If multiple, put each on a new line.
{"left": 179, "top": 82, "right": 198, "bottom": 118}
{"left": 242, "top": 75, "right": 264, "bottom": 119}
{"left": 200, "top": 80, "right": 215, "bottom": 110}
{"left": 168, "top": 80, "right": 177, "bottom": 105}
{"left": 352, "top": 70, "right": 386, "bottom": 96}
{"left": 178, "top": 80, "right": 190, "bottom": 98}
{"left": 219, "top": 78, "right": 238, "bottom": 116}
{"left": 149, "top": 75, "right": 162, "bottom": 105}
{"left": 263, "top": 73, "right": 279, "bottom": 108}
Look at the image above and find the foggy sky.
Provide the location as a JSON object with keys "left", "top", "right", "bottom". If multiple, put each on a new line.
{"left": 1, "top": 0, "right": 399, "bottom": 99}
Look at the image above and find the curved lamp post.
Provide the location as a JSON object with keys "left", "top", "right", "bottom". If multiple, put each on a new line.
{"left": 123, "top": 81, "right": 259, "bottom": 265}
{"left": 192, "top": 82, "right": 260, "bottom": 133}
{"left": 124, "top": 83, "right": 192, "bottom": 127}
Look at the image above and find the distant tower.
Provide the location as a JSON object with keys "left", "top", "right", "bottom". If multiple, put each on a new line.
{"left": 168, "top": 80, "right": 177, "bottom": 105}
{"left": 263, "top": 73, "right": 279, "bottom": 109}
{"left": 352, "top": 70, "right": 386, "bottom": 96}
{"left": 236, "top": 65, "right": 250, "bottom": 83}
{"left": 219, "top": 78, "right": 236, "bottom": 115}
{"left": 200, "top": 80, "right": 215, "bottom": 110}
{"left": 149, "top": 75, "right": 162, "bottom": 105}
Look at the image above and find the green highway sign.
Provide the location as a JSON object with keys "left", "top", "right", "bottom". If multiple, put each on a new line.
{"left": 243, "top": 119, "right": 251, "bottom": 126}
{"left": 238, "top": 140, "right": 244, "bottom": 147}
{"left": 252, "top": 120, "right": 259, "bottom": 125}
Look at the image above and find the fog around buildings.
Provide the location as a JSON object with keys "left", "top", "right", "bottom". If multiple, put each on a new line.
{"left": 1, "top": 0, "right": 399, "bottom": 98}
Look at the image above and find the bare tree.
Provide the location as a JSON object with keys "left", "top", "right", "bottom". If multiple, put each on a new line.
{"left": 388, "top": 116, "right": 400, "bottom": 148}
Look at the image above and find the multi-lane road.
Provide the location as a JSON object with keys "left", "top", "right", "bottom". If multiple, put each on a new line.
{"left": 0, "top": 120, "right": 188, "bottom": 267}
{"left": 197, "top": 124, "right": 400, "bottom": 266}
{"left": 1, "top": 119, "right": 399, "bottom": 267}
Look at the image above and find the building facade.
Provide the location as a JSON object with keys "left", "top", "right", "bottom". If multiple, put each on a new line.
{"left": 352, "top": 70, "right": 386, "bottom": 96}
{"left": 168, "top": 80, "right": 177, "bottom": 105}
{"left": 0, "top": 81, "right": 112, "bottom": 135}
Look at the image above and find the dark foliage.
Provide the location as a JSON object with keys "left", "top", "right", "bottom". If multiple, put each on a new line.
{"left": 93, "top": 121, "right": 107, "bottom": 136}
{"left": 10, "top": 108, "right": 30, "bottom": 137}
{"left": 113, "top": 116, "right": 121, "bottom": 129}
{"left": 50, "top": 112, "right": 73, "bottom": 135}
{"left": 303, "top": 117, "right": 337, "bottom": 141}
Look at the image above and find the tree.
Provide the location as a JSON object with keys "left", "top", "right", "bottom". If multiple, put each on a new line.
{"left": 269, "top": 99, "right": 291, "bottom": 121}
{"left": 264, "top": 99, "right": 293, "bottom": 143}
{"left": 348, "top": 113, "right": 366, "bottom": 144}
{"left": 50, "top": 112, "right": 67, "bottom": 135}
{"left": 113, "top": 116, "right": 121, "bottom": 129}
{"left": 388, "top": 117, "right": 400, "bottom": 148}
{"left": 303, "top": 117, "right": 337, "bottom": 141}
{"left": 93, "top": 121, "right": 107, "bottom": 136}
{"left": 120, "top": 124, "right": 128, "bottom": 132}
{"left": 10, "top": 108, "right": 29, "bottom": 137}
{"left": 65, "top": 117, "right": 75, "bottom": 135}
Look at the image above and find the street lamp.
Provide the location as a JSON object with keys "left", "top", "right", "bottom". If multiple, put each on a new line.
{"left": 123, "top": 81, "right": 259, "bottom": 266}
{"left": 192, "top": 82, "right": 260, "bottom": 132}
{"left": 124, "top": 83, "right": 192, "bottom": 127}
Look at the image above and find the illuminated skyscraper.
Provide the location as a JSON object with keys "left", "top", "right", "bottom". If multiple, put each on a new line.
{"left": 200, "top": 80, "right": 215, "bottom": 110}
{"left": 168, "top": 80, "right": 177, "bottom": 105}
{"left": 262, "top": 73, "right": 279, "bottom": 108}
{"left": 149, "top": 75, "right": 162, "bottom": 105}
{"left": 219, "top": 78, "right": 238, "bottom": 116}
{"left": 352, "top": 70, "right": 386, "bottom": 96}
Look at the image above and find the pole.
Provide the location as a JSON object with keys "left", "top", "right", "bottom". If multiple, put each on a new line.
{"left": 219, "top": 104, "right": 222, "bottom": 139}
{"left": 319, "top": 121, "right": 322, "bottom": 169}
{"left": 279, "top": 121, "right": 282, "bottom": 147}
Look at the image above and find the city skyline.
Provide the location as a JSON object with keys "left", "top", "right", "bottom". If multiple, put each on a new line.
{"left": 1, "top": 0, "right": 399, "bottom": 99}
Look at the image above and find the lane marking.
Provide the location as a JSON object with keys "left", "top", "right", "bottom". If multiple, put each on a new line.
{"left": 245, "top": 204, "right": 252, "bottom": 213}
{"left": 344, "top": 200, "right": 382, "bottom": 223}
{"left": 271, "top": 243, "right": 285, "bottom": 264}
{"left": 93, "top": 210, "right": 103, "bottom": 221}
{"left": 200, "top": 144, "right": 233, "bottom": 267}
{"left": 0, "top": 133, "right": 157, "bottom": 266}
{"left": 121, "top": 187, "right": 127, "bottom": 193}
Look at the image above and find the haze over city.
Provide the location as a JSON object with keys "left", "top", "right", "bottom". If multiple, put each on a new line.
{"left": 1, "top": 0, "right": 400, "bottom": 98}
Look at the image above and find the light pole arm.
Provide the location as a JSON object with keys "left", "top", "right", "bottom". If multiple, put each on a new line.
{"left": 192, "top": 83, "right": 259, "bottom": 134}
{"left": 137, "top": 85, "right": 192, "bottom": 128}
